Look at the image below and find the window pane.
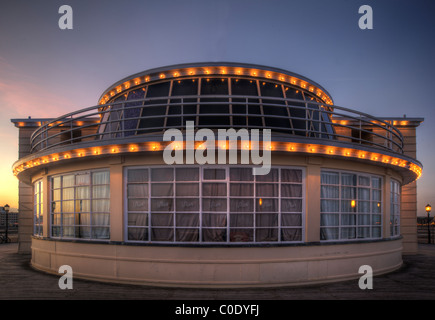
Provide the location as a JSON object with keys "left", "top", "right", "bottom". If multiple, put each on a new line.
{"left": 358, "top": 176, "right": 370, "bottom": 186}
{"left": 256, "top": 169, "right": 278, "bottom": 182}
{"left": 151, "top": 168, "right": 173, "bottom": 181}
{"left": 256, "top": 198, "right": 278, "bottom": 212}
{"left": 92, "top": 199, "right": 110, "bottom": 212}
{"left": 151, "top": 183, "right": 173, "bottom": 196}
{"left": 342, "top": 214, "right": 356, "bottom": 225}
{"left": 171, "top": 79, "right": 198, "bottom": 96}
{"left": 341, "top": 227, "right": 356, "bottom": 239}
{"left": 76, "top": 200, "right": 90, "bottom": 212}
{"left": 321, "top": 185, "right": 338, "bottom": 199}
{"left": 230, "top": 168, "right": 253, "bottom": 181}
{"left": 372, "top": 177, "right": 381, "bottom": 189}
{"left": 176, "top": 229, "right": 199, "bottom": 242}
{"left": 321, "top": 172, "right": 339, "bottom": 185}
{"left": 176, "top": 213, "right": 199, "bottom": 227}
{"left": 76, "top": 186, "right": 90, "bottom": 199}
{"left": 372, "top": 190, "right": 381, "bottom": 201}
{"left": 203, "top": 168, "right": 226, "bottom": 180}
{"left": 176, "top": 168, "right": 199, "bottom": 181}
{"left": 358, "top": 188, "right": 370, "bottom": 200}
{"left": 282, "top": 214, "right": 302, "bottom": 226}
{"left": 256, "top": 228, "right": 278, "bottom": 242}
{"left": 151, "top": 213, "right": 173, "bottom": 226}
{"left": 203, "top": 183, "right": 226, "bottom": 196}
{"left": 76, "top": 173, "right": 90, "bottom": 185}
{"left": 53, "top": 189, "right": 61, "bottom": 201}
{"left": 202, "top": 228, "right": 226, "bottom": 242}
{"left": 256, "top": 184, "right": 278, "bottom": 197}
{"left": 230, "top": 198, "right": 253, "bottom": 212}
{"left": 128, "top": 199, "right": 148, "bottom": 211}
{"left": 230, "top": 213, "right": 253, "bottom": 227}
{"left": 202, "top": 213, "right": 227, "bottom": 228}
{"left": 53, "top": 177, "right": 61, "bottom": 189}
{"left": 282, "top": 184, "right": 303, "bottom": 198}
{"left": 63, "top": 201, "right": 74, "bottom": 213}
{"left": 93, "top": 171, "right": 109, "bottom": 185}
{"left": 359, "top": 201, "right": 370, "bottom": 213}
{"left": 92, "top": 227, "right": 110, "bottom": 239}
{"left": 202, "top": 198, "right": 227, "bottom": 212}
{"left": 282, "top": 228, "right": 302, "bottom": 241}
{"left": 321, "top": 228, "right": 339, "bottom": 240}
{"left": 342, "top": 173, "right": 356, "bottom": 186}
{"left": 282, "top": 169, "right": 302, "bottom": 183}
{"left": 128, "top": 213, "right": 148, "bottom": 226}
{"left": 256, "top": 213, "right": 278, "bottom": 227}
{"left": 151, "top": 228, "right": 174, "bottom": 241}
{"left": 230, "top": 229, "right": 253, "bottom": 242}
{"left": 128, "top": 227, "right": 148, "bottom": 241}
{"left": 176, "top": 198, "right": 199, "bottom": 211}
{"left": 321, "top": 214, "right": 339, "bottom": 226}
{"left": 128, "top": 169, "right": 148, "bottom": 182}
{"left": 151, "top": 199, "right": 173, "bottom": 211}
{"left": 176, "top": 183, "right": 199, "bottom": 196}
{"left": 63, "top": 188, "right": 74, "bottom": 200}
{"left": 62, "top": 175, "right": 75, "bottom": 187}
{"left": 127, "top": 184, "right": 148, "bottom": 198}
{"left": 321, "top": 199, "right": 339, "bottom": 212}
{"left": 342, "top": 187, "right": 356, "bottom": 199}
{"left": 230, "top": 183, "right": 253, "bottom": 196}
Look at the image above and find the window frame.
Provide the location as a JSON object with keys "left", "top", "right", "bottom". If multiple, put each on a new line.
{"left": 390, "top": 179, "right": 401, "bottom": 237}
{"left": 124, "top": 165, "right": 306, "bottom": 244}
{"left": 320, "top": 169, "right": 383, "bottom": 242}
{"left": 33, "top": 179, "right": 43, "bottom": 237}
{"left": 50, "top": 168, "right": 110, "bottom": 240}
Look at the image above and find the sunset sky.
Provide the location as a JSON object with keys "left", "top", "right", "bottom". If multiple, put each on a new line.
{"left": 0, "top": 0, "right": 434, "bottom": 214}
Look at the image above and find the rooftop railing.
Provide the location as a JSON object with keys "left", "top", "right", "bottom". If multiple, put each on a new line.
{"left": 29, "top": 95, "right": 404, "bottom": 154}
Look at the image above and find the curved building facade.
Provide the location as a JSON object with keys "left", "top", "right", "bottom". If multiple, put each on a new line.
{"left": 12, "top": 63, "right": 423, "bottom": 287}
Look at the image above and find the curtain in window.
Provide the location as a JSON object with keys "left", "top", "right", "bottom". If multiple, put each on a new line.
{"left": 126, "top": 166, "right": 304, "bottom": 243}
{"left": 321, "top": 170, "right": 383, "bottom": 241}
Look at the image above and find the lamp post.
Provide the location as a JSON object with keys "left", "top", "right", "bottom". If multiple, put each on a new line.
{"left": 3, "top": 204, "right": 10, "bottom": 243}
{"left": 426, "top": 204, "right": 432, "bottom": 244}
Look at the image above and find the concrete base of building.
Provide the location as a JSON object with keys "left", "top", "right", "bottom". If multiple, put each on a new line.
{"left": 30, "top": 237, "right": 403, "bottom": 288}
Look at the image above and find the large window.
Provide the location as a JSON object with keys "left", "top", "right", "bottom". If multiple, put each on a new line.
{"left": 102, "top": 76, "right": 334, "bottom": 138}
{"left": 126, "top": 166, "right": 304, "bottom": 243}
{"left": 34, "top": 180, "right": 43, "bottom": 237}
{"left": 390, "top": 179, "right": 401, "bottom": 237}
{"left": 320, "top": 170, "right": 382, "bottom": 241}
{"left": 51, "top": 170, "right": 110, "bottom": 240}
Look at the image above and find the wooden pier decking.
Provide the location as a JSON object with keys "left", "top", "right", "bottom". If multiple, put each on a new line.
{"left": 0, "top": 242, "right": 435, "bottom": 300}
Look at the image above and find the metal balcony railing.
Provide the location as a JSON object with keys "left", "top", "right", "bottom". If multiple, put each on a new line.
{"left": 29, "top": 95, "right": 404, "bottom": 154}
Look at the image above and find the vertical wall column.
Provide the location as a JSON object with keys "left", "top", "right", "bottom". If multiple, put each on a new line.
{"left": 398, "top": 124, "right": 420, "bottom": 254}
{"left": 109, "top": 159, "right": 124, "bottom": 242}
{"left": 305, "top": 157, "right": 321, "bottom": 242}
{"left": 383, "top": 174, "right": 391, "bottom": 239}
{"left": 42, "top": 174, "right": 50, "bottom": 238}
{"left": 16, "top": 125, "right": 40, "bottom": 254}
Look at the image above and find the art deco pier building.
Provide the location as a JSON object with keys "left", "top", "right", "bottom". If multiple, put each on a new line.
{"left": 12, "top": 63, "right": 423, "bottom": 287}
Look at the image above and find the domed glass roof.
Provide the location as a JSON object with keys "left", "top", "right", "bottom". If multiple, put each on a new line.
{"left": 98, "top": 63, "right": 335, "bottom": 139}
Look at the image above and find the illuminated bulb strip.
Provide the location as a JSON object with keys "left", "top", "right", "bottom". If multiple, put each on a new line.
{"left": 100, "top": 66, "right": 332, "bottom": 105}
{"left": 13, "top": 141, "right": 421, "bottom": 180}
